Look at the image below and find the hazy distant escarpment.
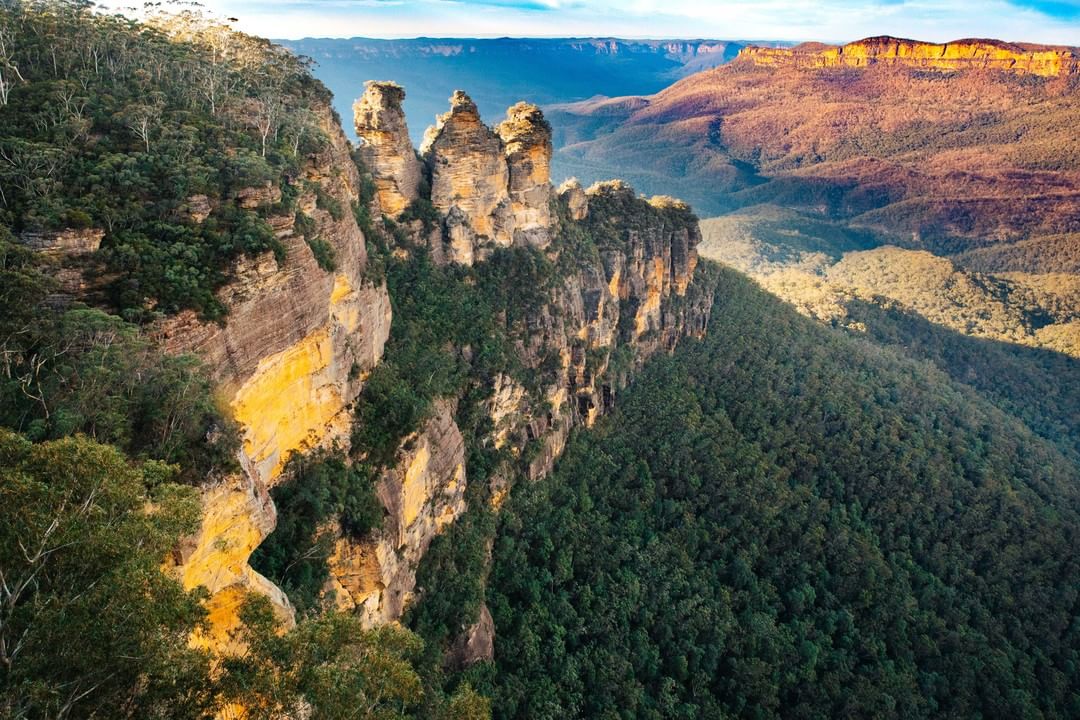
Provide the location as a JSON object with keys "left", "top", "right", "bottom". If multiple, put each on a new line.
{"left": 739, "top": 36, "right": 1080, "bottom": 76}
{"left": 281, "top": 37, "right": 789, "bottom": 144}
{"left": 550, "top": 35, "right": 1080, "bottom": 251}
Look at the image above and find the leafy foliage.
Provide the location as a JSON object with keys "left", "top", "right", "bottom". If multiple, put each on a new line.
{"left": 486, "top": 265, "right": 1080, "bottom": 719}
{"left": 250, "top": 449, "right": 382, "bottom": 613}
{"left": 0, "top": 430, "right": 212, "bottom": 719}
{"left": 352, "top": 242, "right": 556, "bottom": 467}
{"left": 0, "top": 1, "right": 333, "bottom": 317}
{"left": 0, "top": 232, "right": 238, "bottom": 482}
{"left": 222, "top": 596, "right": 491, "bottom": 720}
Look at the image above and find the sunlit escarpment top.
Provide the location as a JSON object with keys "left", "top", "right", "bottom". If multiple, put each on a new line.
{"left": 738, "top": 36, "right": 1080, "bottom": 76}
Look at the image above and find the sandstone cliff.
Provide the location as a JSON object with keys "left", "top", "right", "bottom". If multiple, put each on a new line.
{"left": 738, "top": 36, "right": 1080, "bottom": 77}
{"left": 331, "top": 91, "right": 714, "bottom": 631}
{"left": 354, "top": 82, "right": 423, "bottom": 217}
{"left": 497, "top": 102, "right": 556, "bottom": 249}
{"left": 160, "top": 79, "right": 713, "bottom": 652}
{"left": 159, "top": 102, "right": 392, "bottom": 647}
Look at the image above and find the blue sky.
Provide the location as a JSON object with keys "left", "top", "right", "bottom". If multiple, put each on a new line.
{"left": 188, "top": 0, "right": 1080, "bottom": 43}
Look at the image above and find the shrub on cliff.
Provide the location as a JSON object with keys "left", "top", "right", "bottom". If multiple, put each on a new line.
{"left": 0, "top": 232, "right": 239, "bottom": 482}
{"left": 221, "top": 596, "right": 491, "bottom": 720}
{"left": 0, "top": 1, "right": 332, "bottom": 318}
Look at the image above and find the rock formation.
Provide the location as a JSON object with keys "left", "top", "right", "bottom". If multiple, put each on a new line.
{"left": 353, "top": 90, "right": 570, "bottom": 265}
{"left": 154, "top": 80, "right": 713, "bottom": 650}
{"left": 324, "top": 400, "right": 466, "bottom": 625}
{"left": 558, "top": 178, "right": 589, "bottom": 221}
{"left": 292, "top": 86, "right": 716, "bottom": 632}
{"left": 158, "top": 102, "right": 392, "bottom": 648}
{"left": 738, "top": 36, "right": 1080, "bottom": 77}
{"left": 354, "top": 81, "right": 423, "bottom": 216}
{"left": 421, "top": 90, "right": 514, "bottom": 260}
{"left": 323, "top": 176, "right": 713, "bottom": 629}
{"left": 497, "top": 102, "right": 555, "bottom": 249}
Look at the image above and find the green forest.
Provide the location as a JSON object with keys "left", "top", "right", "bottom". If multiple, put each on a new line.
{"left": 0, "top": 0, "right": 333, "bottom": 319}
{"left": 480, "top": 267, "right": 1080, "bottom": 719}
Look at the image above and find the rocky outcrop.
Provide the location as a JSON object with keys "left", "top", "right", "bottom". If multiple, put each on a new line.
{"left": 738, "top": 36, "right": 1080, "bottom": 77}
{"left": 448, "top": 603, "right": 495, "bottom": 668}
{"left": 171, "top": 471, "right": 293, "bottom": 653}
{"left": 324, "top": 400, "right": 467, "bottom": 625}
{"left": 366, "top": 91, "right": 559, "bottom": 265}
{"left": 523, "top": 181, "right": 707, "bottom": 438}
{"left": 497, "top": 102, "right": 555, "bottom": 249}
{"left": 354, "top": 81, "right": 423, "bottom": 216}
{"left": 421, "top": 91, "right": 513, "bottom": 260}
{"left": 161, "top": 78, "right": 712, "bottom": 648}
{"left": 158, "top": 102, "right": 392, "bottom": 650}
{"left": 558, "top": 178, "right": 589, "bottom": 221}
{"left": 20, "top": 228, "right": 108, "bottom": 300}
{"left": 326, "top": 108, "right": 713, "bottom": 628}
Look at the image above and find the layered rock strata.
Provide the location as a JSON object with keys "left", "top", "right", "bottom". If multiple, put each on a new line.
{"left": 354, "top": 81, "right": 423, "bottom": 216}
{"left": 158, "top": 103, "right": 392, "bottom": 648}
{"left": 738, "top": 36, "right": 1080, "bottom": 77}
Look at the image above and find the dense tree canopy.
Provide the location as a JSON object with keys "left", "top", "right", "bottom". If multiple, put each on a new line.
{"left": 483, "top": 265, "right": 1080, "bottom": 719}
{"left": 0, "top": 430, "right": 211, "bottom": 719}
{"left": 0, "top": 0, "right": 333, "bottom": 318}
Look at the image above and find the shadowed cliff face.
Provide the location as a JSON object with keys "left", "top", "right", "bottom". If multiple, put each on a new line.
{"left": 159, "top": 102, "right": 392, "bottom": 648}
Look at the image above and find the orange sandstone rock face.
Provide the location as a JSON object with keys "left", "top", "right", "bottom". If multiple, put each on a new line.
{"left": 738, "top": 36, "right": 1080, "bottom": 77}
{"left": 324, "top": 400, "right": 467, "bottom": 626}
{"left": 160, "top": 103, "right": 392, "bottom": 652}
{"left": 354, "top": 81, "right": 423, "bottom": 216}
{"left": 422, "top": 90, "right": 514, "bottom": 257}
{"left": 172, "top": 473, "right": 294, "bottom": 653}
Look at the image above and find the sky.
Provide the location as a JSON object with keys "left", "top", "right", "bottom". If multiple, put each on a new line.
{"left": 182, "top": 0, "right": 1080, "bottom": 44}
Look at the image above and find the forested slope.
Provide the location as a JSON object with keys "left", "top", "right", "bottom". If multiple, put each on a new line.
{"left": 482, "top": 264, "right": 1080, "bottom": 720}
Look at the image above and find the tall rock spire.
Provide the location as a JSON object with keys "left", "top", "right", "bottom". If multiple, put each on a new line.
{"left": 497, "top": 102, "right": 555, "bottom": 250}
{"left": 421, "top": 90, "right": 513, "bottom": 258}
{"left": 353, "top": 81, "right": 422, "bottom": 217}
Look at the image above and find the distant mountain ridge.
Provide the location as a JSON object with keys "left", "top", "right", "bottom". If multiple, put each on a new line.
{"left": 738, "top": 35, "right": 1080, "bottom": 76}
{"left": 548, "top": 35, "right": 1080, "bottom": 247}
{"left": 281, "top": 37, "right": 794, "bottom": 143}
